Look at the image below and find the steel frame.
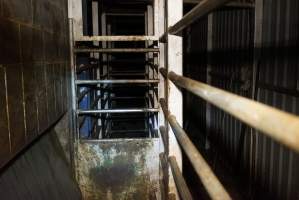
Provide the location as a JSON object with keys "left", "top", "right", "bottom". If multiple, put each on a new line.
{"left": 72, "top": 27, "right": 160, "bottom": 140}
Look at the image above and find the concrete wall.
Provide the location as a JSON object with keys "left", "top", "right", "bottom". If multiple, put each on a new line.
{"left": 0, "top": 129, "right": 81, "bottom": 200}
{"left": 0, "top": 0, "right": 70, "bottom": 168}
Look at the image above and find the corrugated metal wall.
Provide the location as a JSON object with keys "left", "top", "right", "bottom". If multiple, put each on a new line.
{"left": 184, "top": 0, "right": 299, "bottom": 199}
{"left": 253, "top": 0, "right": 299, "bottom": 199}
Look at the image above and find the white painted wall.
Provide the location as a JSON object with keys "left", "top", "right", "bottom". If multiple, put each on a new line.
{"left": 166, "top": 0, "right": 183, "bottom": 198}
{"left": 68, "top": 0, "right": 83, "bottom": 39}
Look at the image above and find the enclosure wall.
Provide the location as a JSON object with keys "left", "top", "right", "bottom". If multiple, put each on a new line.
{"left": 0, "top": 0, "right": 70, "bottom": 167}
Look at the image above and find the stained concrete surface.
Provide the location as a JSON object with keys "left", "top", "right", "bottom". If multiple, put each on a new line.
{"left": 77, "top": 139, "right": 160, "bottom": 200}
{"left": 0, "top": 128, "right": 81, "bottom": 200}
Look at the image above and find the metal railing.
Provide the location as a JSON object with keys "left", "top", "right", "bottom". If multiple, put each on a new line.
{"left": 76, "top": 35, "right": 159, "bottom": 42}
{"left": 160, "top": 98, "right": 231, "bottom": 200}
{"left": 74, "top": 48, "right": 159, "bottom": 53}
{"left": 160, "top": 68, "right": 299, "bottom": 154}
{"left": 160, "top": 68, "right": 299, "bottom": 200}
{"left": 159, "top": 0, "right": 299, "bottom": 199}
{"left": 72, "top": 31, "right": 160, "bottom": 140}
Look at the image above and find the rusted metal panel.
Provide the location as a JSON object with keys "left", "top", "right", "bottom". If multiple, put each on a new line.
{"left": 76, "top": 139, "right": 160, "bottom": 200}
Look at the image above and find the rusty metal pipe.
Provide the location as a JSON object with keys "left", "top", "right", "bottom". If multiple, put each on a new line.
{"left": 159, "top": 126, "right": 168, "bottom": 151}
{"left": 169, "top": 156, "right": 194, "bottom": 200}
{"left": 160, "top": 98, "right": 231, "bottom": 200}
{"left": 74, "top": 48, "right": 160, "bottom": 53}
{"left": 161, "top": 68, "right": 299, "bottom": 153}
{"left": 77, "top": 108, "right": 159, "bottom": 114}
{"left": 76, "top": 79, "right": 159, "bottom": 85}
{"left": 168, "top": 0, "right": 233, "bottom": 35}
{"left": 76, "top": 35, "right": 159, "bottom": 42}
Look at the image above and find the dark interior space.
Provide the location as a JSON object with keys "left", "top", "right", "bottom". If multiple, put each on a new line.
{"left": 0, "top": 0, "right": 299, "bottom": 199}
{"left": 76, "top": 0, "right": 159, "bottom": 139}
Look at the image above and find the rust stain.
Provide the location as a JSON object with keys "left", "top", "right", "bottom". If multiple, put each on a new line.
{"left": 76, "top": 139, "right": 160, "bottom": 200}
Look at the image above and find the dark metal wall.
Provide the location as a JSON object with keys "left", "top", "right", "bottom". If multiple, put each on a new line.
{"left": 253, "top": 0, "right": 299, "bottom": 199}
{"left": 0, "top": 0, "right": 70, "bottom": 168}
{"left": 184, "top": 0, "right": 299, "bottom": 199}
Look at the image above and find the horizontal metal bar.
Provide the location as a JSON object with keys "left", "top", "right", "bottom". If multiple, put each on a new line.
{"left": 77, "top": 108, "right": 159, "bottom": 114}
{"left": 74, "top": 48, "right": 159, "bottom": 53}
{"left": 110, "top": 96, "right": 147, "bottom": 100}
{"left": 168, "top": 0, "right": 232, "bottom": 35}
{"left": 103, "top": 59, "right": 147, "bottom": 65}
{"left": 169, "top": 156, "right": 194, "bottom": 200}
{"left": 106, "top": 13, "right": 145, "bottom": 17}
{"left": 108, "top": 129, "right": 148, "bottom": 134}
{"left": 160, "top": 98, "right": 231, "bottom": 200}
{"left": 76, "top": 79, "right": 159, "bottom": 85}
{"left": 80, "top": 138, "right": 159, "bottom": 143}
{"left": 107, "top": 71, "right": 146, "bottom": 75}
{"left": 76, "top": 35, "right": 159, "bottom": 42}
{"left": 105, "top": 117, "right": 149, "bottom": 122}
{"left": 160, "top": 68, "right": 299, "bottom": 153}
{"left": 109, "top": 73, "right": 146, "bottom": 76}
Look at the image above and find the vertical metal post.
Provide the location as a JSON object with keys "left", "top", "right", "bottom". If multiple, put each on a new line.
{"left": 157, "top": 0, "right": 168, "bottom": 198}
{"left": 92, "top": 1, "right": 100, "bottom": 138}
{"left": 166, "top": 0, "right": 183, "bottom": 198}
{"left": 158, "top": 0, "right": 166, "bottom": 128}
{"left": 69, "top": 18, "right": 77, "bottom": 175}
{"left": 147, "top": 5, "right": 155, "bottom": 137}
{"left": 101, "top": 12, "right": 107, "bottom": 137}
{"left": 145, "top": 8, "right": 150, "bottom": 137}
